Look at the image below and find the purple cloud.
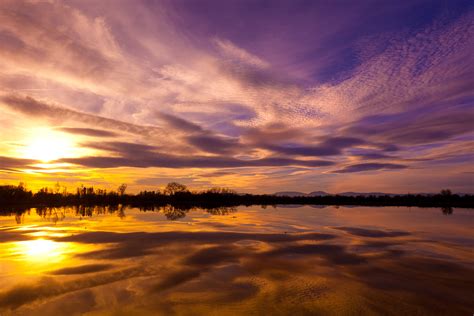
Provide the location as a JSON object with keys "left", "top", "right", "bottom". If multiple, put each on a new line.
{"left": 332, "top": 163, "right": 408, "bottom": 174}
{"left": 0, "top": 0, "right": 472, "bottom": 192}
{"left": 57, "top": 127, "right": 118, "bottom": 138}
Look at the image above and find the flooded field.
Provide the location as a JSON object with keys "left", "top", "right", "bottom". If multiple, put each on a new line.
{"left": 0, "top": 205, "right": 473, "bottom": 315}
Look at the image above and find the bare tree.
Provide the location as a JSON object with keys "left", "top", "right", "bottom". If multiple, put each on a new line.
{"left": 54, "top": 182, "right": 61, "bottom": 194}
{"left": 440, "top": 189, "right": 452, "bottom": 196}
{"left": 164, "top": 182, "right": 189, "bottom": 195}
{"left": 118, "top": 183, "right": 127, "bottom": 196}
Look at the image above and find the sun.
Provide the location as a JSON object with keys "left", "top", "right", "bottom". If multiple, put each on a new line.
{"left": 21, "top": 128, "right": 77, "bottom": 162}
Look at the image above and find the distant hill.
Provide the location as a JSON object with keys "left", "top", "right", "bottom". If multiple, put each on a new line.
{"left": 274, "top": 191, "right": 402, "bottom": 197}
{"left": 274, "top": 191, "right": 308, "bottom": 197}
{"left": 338, "top": 192, "right": 398, "bottom": 197}
{"left": 308, "top": 191, "right": 329, "bottom": 196}
{"left": 272, "top": 190, "right": 469, "bottom": 198}
{"left": 274, "top": 191, "right": 330, "bottom": 197}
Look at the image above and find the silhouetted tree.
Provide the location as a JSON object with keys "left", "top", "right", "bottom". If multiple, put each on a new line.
{"left": 441, "top": 189, "right": 452, "bottom": 196}
{"left": 164, "top": 182, "right": 189, "bottom": 195}
{"left": 0, "top": 183, "right": 473, "bottom": 214}
{"left": 118, "top": 183, "right": 127, "bottom": 196}
{"left": 54, "top": 182, "right": 61, "bottom": 194}
{"left": 206, "top": 187, "right": 237, "bottom": 194}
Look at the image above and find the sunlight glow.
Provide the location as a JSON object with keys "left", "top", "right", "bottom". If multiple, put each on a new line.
{"left": 14, "top": 239, "right": 67, "bottom": 263}
{"left": 21, "top": 128, "right": 77, "bottom": 162}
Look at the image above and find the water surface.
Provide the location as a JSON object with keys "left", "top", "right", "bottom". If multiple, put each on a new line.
{"left": 0, "top": 205, "right": 473, "bottom": 315}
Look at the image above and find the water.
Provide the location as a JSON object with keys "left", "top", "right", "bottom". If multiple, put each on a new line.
{"left": 0, "top": 205, "right": 472, "bottom": 315}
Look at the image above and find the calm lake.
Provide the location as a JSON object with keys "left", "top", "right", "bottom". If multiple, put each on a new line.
{"left": 0, "top": 205, "right": 473, "bottom": 315}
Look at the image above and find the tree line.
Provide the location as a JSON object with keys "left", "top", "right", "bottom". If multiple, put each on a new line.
{"left": 0, "top": 182, "right": 473, "bottom": 210}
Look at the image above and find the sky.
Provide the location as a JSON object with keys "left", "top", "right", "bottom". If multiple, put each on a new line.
{"left": 0, "top": 0, "right": 473, "bottom": 194}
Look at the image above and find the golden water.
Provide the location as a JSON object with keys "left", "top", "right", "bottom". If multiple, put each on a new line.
{"left": 0, "top": 205, "right": 472, "bottom": 315}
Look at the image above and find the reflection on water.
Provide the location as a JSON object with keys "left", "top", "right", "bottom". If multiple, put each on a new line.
{"left": 5, "top": 205, "right": 238, "bottom": 224}
{"left": 0, "top": 205, "right": 472, "bottom": 315}
{"left": 13, "top": 239, "right": 65, "bottom": 263}
{"left": 441, "top": 206, "right": 453, "bottom": 215}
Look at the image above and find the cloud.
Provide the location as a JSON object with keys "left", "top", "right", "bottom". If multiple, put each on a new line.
{"left": 185, "top": 134, "right": 241, "bottom": 154}
{"left": 0, "top": 1, "right": 472, "bottom": 192}
{"left": 80, "top": 141, "right": 158, "bottom": 157}
{"left": 0, "top": 156, "right": 39, "bottom": 172}
{"left": 0, "top": 94, "right": 164, "bottom": 137}
{"left": 157, "top": 112, "right": 244, "bottom": 154}
{"left": 332, "top": 163, "right": 408, "bottom": 173}
{"left": 157, "top": 112, "right": 204, "bottom": 134}
{"left": 199, "top": 171, "right": 235, "bottom": 177}
{"left": 68, "top": 139, "right": 334, "bottom": 169}
{"left": 263, "top": 137, "right": 366, "bottom": 157}
{"left": 56, "top": 127, "right": 118, "bottom": 138}
{"left": 60, "top": 154, "right": 335, "bottom": 169}
{"left": 243, "top": 123, "right": 304, "bottom": 143}
{"left": 345, "top": 106, "right": 474, "bottom": 145}
{"left": 350, "top": 151, "right": 396, "bottom": 160}
{"left": 214, "top": 38, "right": 269, "bottom": 69}
{"left": 265, "top": 144, "right": 340, "bottom": 157}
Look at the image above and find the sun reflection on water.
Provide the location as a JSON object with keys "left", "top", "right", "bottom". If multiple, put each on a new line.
{"left": 0, "top": 206, "right": 472, "bottom": 314}
{"left": 13, "top": 239, "right": 68, "bottom": 263}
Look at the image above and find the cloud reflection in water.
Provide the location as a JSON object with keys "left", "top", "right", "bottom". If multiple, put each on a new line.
{"left": 0, "top": 206, "right": 472, "bottom": 315}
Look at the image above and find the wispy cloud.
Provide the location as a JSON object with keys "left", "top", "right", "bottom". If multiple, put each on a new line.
{"left": 332, "top": 163, "right": 408, "bottom": 174}
{"left": 56, "top": 127, "right": 118, "bottom": 138}
{"left": 214, "top": 38, "right": 269, "bottom": 69}
{"left": 0, "top": 0, "right": 472, "bottom": 192}
{"left": 0, "top": 94, "right": 165, "bottom": 137}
